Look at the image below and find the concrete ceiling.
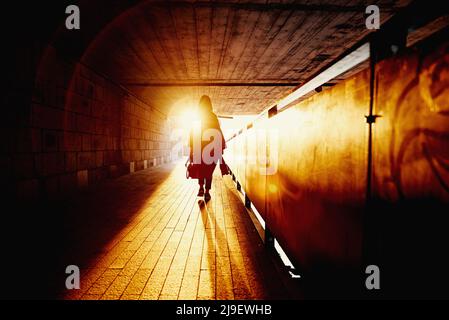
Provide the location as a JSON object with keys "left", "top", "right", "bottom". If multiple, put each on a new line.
{"left": 81, "top": 0, "right": 412, "bottom": 116}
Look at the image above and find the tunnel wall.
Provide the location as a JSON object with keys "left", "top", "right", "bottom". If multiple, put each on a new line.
{"left": 4, "top": 45, "right": 172, "bottom": 201}
{"left": 226, "top": 69, "right": 369, "bottom": 275}
{"left": 224, "top": 37, "right": 449, "bottom": 295}
{"left": 372, "top": 43, "right": 449, "bottom": 202}
{"left": 370, "top": 39, "right": 449, "bottom": 297}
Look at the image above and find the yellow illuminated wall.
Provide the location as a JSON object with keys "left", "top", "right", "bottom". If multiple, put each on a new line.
{"left": 224, "top": 39, "right": 449, "bottom": 285}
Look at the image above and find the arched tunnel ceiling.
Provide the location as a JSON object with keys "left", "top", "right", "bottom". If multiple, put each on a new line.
{"left": 78, "top": 0, "right": 412, "bottom": 116}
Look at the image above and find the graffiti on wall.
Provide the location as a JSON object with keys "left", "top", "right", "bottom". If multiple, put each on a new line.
{"left": 375, "top": 42, "right": 449, "bottom": 201}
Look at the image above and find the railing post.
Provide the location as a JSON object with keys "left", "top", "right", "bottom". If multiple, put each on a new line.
{"left": 244, "top": 194, "right": 251, "bottom": 209}
{"left": 264, "top": 226, "right": 275, "bottom": 249}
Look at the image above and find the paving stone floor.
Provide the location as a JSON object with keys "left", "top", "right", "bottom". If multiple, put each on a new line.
{"left": 61, "top": 161, "right": 294, "bottom": 300}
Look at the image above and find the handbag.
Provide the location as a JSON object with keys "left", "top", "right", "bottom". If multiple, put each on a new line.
{"left": 185, "top": 159, "right": 200, "bottom": 179}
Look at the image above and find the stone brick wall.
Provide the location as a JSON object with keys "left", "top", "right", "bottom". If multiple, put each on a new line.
{"left": 4, "top": 45, "right": 172, "bottom": 201}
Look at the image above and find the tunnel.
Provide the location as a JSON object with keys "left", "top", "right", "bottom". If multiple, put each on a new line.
{"left": 2, "top": 0, "right": 449, "bottom": 301}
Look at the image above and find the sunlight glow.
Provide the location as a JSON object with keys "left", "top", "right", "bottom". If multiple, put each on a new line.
{"left": 182, "top": 110, "right": 201, "bottom": 127}
{"left": 268, "top": 183, "right": 278, "bottom": 193}
{"left": 170, "top": 98, "right": 201, "bottom": 131}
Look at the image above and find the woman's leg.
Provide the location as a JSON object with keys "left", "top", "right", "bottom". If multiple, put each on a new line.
{"left": 205, "top": 178, "right": 212, "bottom": 191}
{"left": 204, "top": 177, "right": 212, "bottom": 201}
{"left": 197, "top": 178, "right": 205, "bottom": 196}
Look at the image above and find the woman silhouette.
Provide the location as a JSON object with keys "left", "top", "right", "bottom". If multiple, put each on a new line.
{"left": 189, "top": 95, "right": 226, "bottom": 201}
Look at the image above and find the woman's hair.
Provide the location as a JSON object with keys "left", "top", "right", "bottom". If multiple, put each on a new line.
{"left": 199, "top": 95, "right": 213, "bottom": 113}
